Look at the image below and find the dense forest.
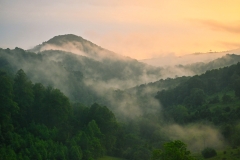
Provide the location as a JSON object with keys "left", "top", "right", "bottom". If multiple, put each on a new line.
{"left": 1, "top": 36, "right": 240, "bottom": 159}
{"left": 155, "top": 62, "right": 240, "bottom": 146}
{"left": 0, "top": 69, "right": 124, "bottom": 159}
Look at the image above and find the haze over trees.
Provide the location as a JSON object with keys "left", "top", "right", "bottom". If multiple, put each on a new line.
{"left": 1, "top": 34, "right": 240, "bottom": 159}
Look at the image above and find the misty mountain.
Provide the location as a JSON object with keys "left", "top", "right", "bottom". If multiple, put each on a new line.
{"left": 2, "top": 34, "right": 240, "bottom": 118}
{"left": 29, "top": 34, "right": 126, "bottom": 61}
{"left": 179, "top": 54, "right": 240, "bottom": 75}
{"left": 0, "top": 47, "right": 163, "bottom": 109}
{"left": 127, "top": 54, "right": 240, "bottom": 102}
{"left": 28, "top": 34, "right": 171, "bottom": 87}
{"left": 156, "top": 53, "right": 240, "bottom": 81}
{"left": 2, "top": 35, "right": 240, "bottom": 160}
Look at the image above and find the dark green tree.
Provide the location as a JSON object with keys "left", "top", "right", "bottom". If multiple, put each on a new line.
{"left": 42, "top": 86, "right": 71, "bottom": 128}
{"left": 201, "top": 147, "right": 217, "bottom": 158}
{"left": 13, "top": 69, "right": 34, "bottom": 109}
{"left": 168, "top": 105, "right": 189, "bottom": 124}
{"left": 32, "top": 83, "right": 46, "bottom": 123}
{"left": 222, "top": 94, "right": 232, "bottom": 103}
{"left": 184, "top": 88, "right": 206, "bottom": 107}
{"left": 87, "top": 103, "right": 119, "bottom": 154}
{"left": 234, "top": 78, "right": 240, "bottom": 98}
{"left": 151, "top": 140, "right": 196, "bottom": 160}
{"left": 0, "top": 71, "right": 18, "bottom": 141}
{"left": 13, "top": 69, "right": 34, "bottom": 125}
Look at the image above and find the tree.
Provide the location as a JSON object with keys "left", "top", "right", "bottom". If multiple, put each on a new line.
{"left": 42, "top": 87, "right": 71, "bottom": 128}
{"left": 13, "top": 69, "right": 34, "bottom": 109}
{"left": 87, "top": 103, "right": 119, "bottom": 153}
{"left": 151, "top": 140, "right": 196, "bottom": 160}
{"left": 32, "top": 83, "right": 46, "bottom": 123}
{"left": 13, "top": 69, "right": 34, "bottom": 125}
{"left": 234, "top": 78, "right": 240, "bottom": 98}
{"left": 201, "top": 147, "right": 217, "bottom": 158}
{"left": 168, "top": 105, "right": 189, "bottom": 124}
{"left": 69, "top": 145, "right": 83, "bottom": 160}
{"left": 222, "top": 94, "right": 232, "bottom": 103}
{"left": 184, "top": 88, "right": 206, "bottom": 107}
{"left": 0, "top": 71, "right": 18, "bottom": 138}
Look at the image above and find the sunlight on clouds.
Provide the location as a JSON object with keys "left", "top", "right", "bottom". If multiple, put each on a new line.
{"left": 1, "top": 0, "right": 240, "bottom": 59}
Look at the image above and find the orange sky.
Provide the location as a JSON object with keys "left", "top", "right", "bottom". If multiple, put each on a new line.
{"left": 1, "top": 0, "right": 240, "bottom": 59}
{"left": 83, "top": 0, "right": 240, "bottom": 59}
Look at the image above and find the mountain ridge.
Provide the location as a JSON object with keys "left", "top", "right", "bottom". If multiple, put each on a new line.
{"left": 28, "top": 34, "right": 129, "bottom": 61}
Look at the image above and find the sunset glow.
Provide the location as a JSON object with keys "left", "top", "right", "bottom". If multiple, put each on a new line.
{"left": 1, "top": 0, "right": 240, "bottom": 59}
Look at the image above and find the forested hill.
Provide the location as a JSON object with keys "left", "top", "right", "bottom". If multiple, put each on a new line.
{"left": 1, "top": 34, "right": 240, "bottom": 159}
{"left": 155, "top": 62, "right": 240, "bottom": 148}
{"left": 0, "top": 47, "right": 163, "bottom": 105}
{"left": 156, "top": 62, "right": 240, "bottom": 108}
{"left": 1, "top": 57, "right": 240, "bottom": 159}
{"left": 180, "top": 54, "right": 240, "bottom": 75}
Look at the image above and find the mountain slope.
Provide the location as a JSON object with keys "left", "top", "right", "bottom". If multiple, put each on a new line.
{"left": 180, "top": 54, "right": 240, "bottom": 75}
{"left": 29, "top": 34, "right": 124, "bottom": 61}
{"left": 0, "top": 47, "right": 164, "bottom": 112}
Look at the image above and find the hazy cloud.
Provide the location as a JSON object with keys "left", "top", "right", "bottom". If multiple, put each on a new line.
{"left": 163, "top": 124, "right": 225, "bottom": 152}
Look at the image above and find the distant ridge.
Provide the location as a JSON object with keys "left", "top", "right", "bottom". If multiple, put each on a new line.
{"left": 140, "top": 48, "right": 240, "bottom": 67}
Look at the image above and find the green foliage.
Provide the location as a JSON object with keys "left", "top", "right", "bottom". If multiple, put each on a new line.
{"left": 0, "top": 146, "right": 17, "bottom": 160}
{"left": 222, "top": 94, "right": 233, "bottom": 103}
{"left": 228, "top": 123, "right": 240, "bottom": 147}
{"left": 87, "top": 103, "right": 119, "bottom": 154}
{"left": 69, "top": 145, "right": 83, "bottom": 160}
{"left": 208, "top": 95, "right": 220, "bottom": 104}
{"left": 185, "top": 88, "right": 206, "bottom": 107}
{"left": 0, "top": 71, "right": 18, "bottom": 129}
{"left": 2, "top": 47, "right": 240, "bottom": 160}
{"left": 13, "top": 69, "right": 34, "bottom": 126}
{"left": 167, "top": 105, "right": 189, "bottom": 124}
{"left": 0, "top": 69, "right": 123, "bottom": 160}
{"left": 13, "top": 69, "right": 34, "bottom": 109}
{"left": 42, "top": 86, "right": 71, "bottom": 128}
{"left": 201, "top": 147, "right": 217, "bottom": 158}
{"left": 151, "top": 140, "right": 196, "bottom": 160}
{"left": 234, "top": 78, "right": 240, "bottom": 98}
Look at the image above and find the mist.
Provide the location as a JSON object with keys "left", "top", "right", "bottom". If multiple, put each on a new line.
{"left": 141, "top": 48, "right": 240, "bottom": 67}
{"left": 2, "top": 34, "right": 239, "bottom": 158}
{"left": 163, "top": 123, "right": 225, "bottom": 152}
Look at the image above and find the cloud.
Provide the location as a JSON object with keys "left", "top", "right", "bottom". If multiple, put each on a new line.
{"left": 195, "top": 19, "right": 240, "bottom": 34}
{"left": 163, "top": 123, "right": 225, "bottom": 152}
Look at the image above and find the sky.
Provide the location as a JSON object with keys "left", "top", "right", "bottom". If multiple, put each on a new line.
{"left": 1, "top": 0, "right": 240, "bottom": 60}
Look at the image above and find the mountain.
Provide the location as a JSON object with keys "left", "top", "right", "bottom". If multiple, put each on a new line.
{"left": 2, "top": 34, "right": 240, "bottom": 160}
{"left": 29, "top": 34, "right": 125, "bottom": 61}
{"left": 28, "top": 34, "right": 170, "bottom": 87}
{"left": 0, "top": 47, "right": 164, "bottom": 114}
{"left": 2, "top": 34, "right": 240, "bottom": 118}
